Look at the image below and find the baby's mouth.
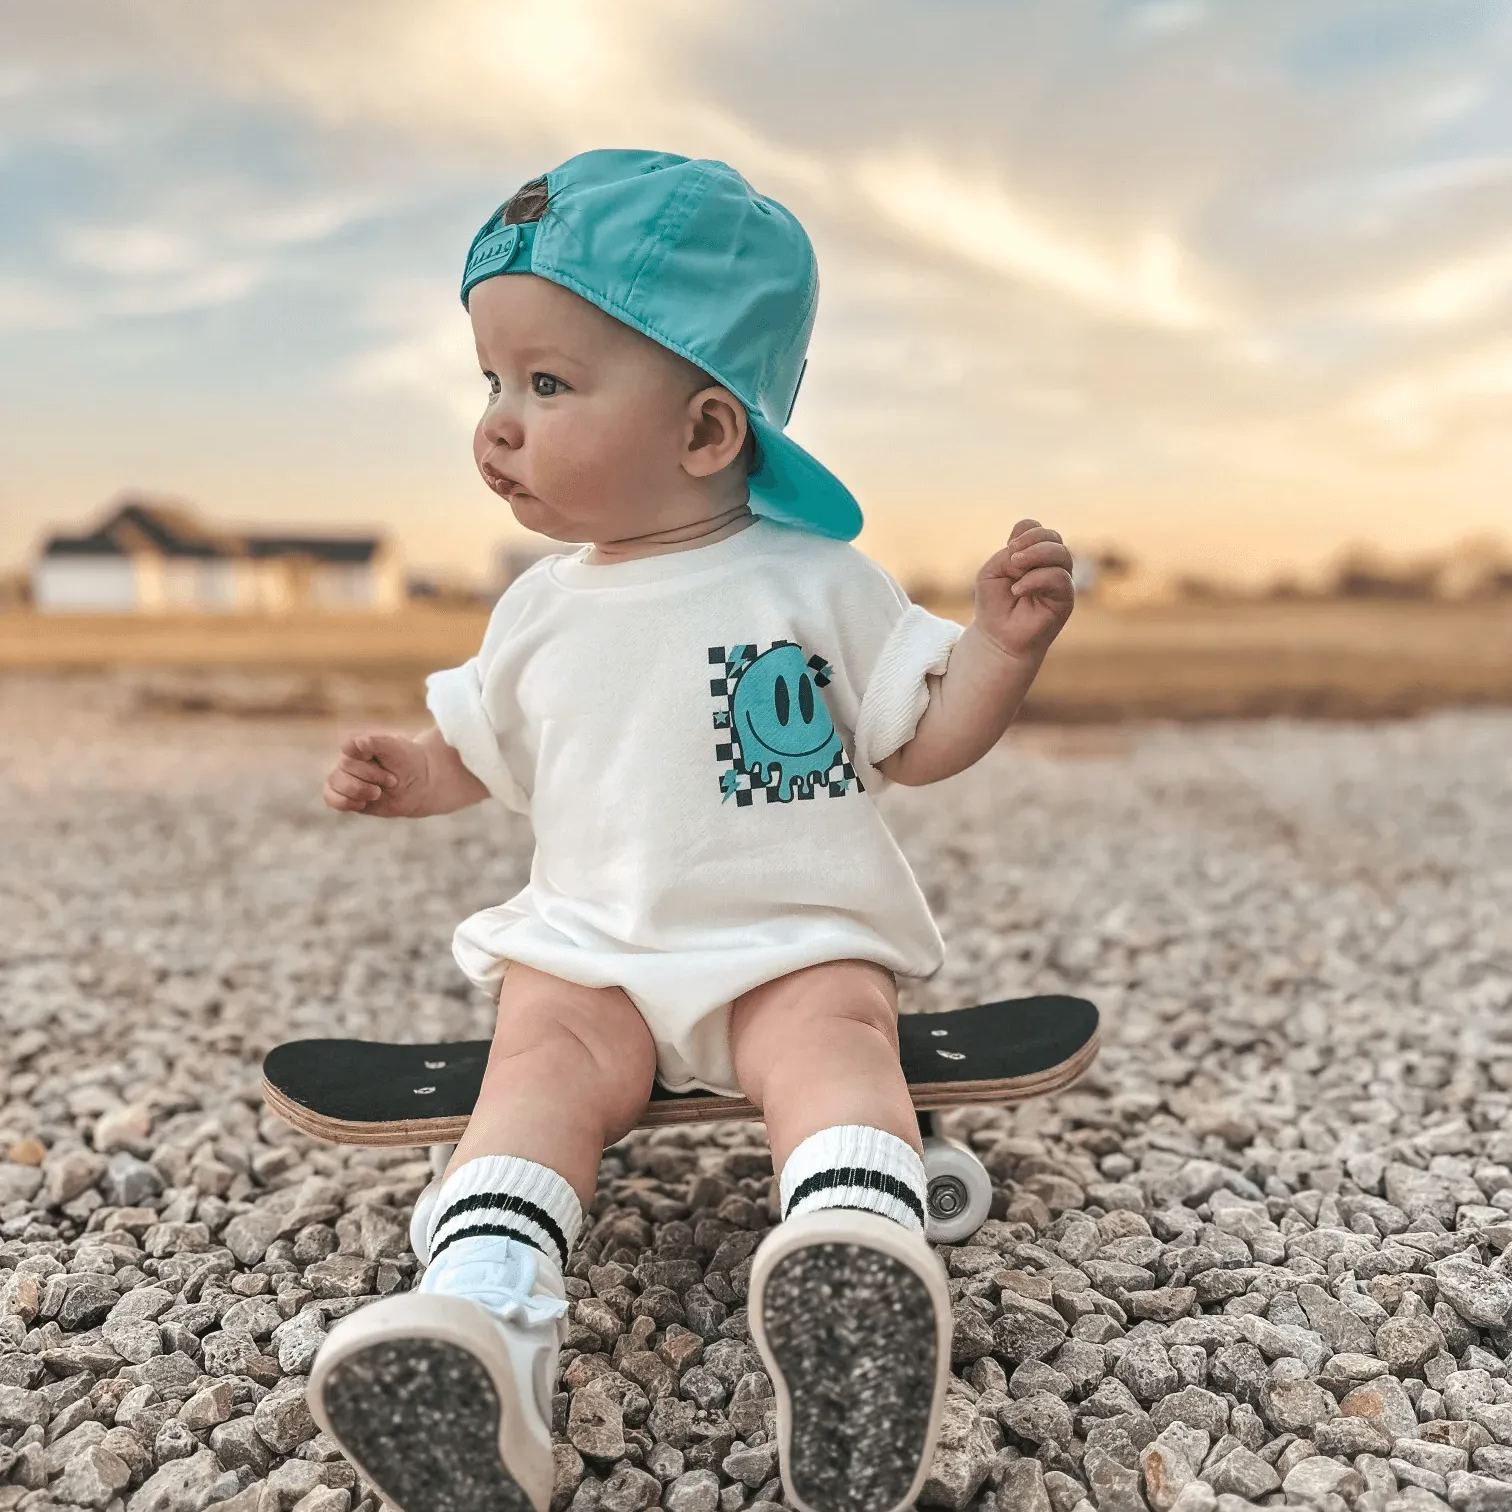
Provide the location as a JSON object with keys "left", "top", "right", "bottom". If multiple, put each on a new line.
{"left": 482, "top": 465, "right": 530, "bottom": 500}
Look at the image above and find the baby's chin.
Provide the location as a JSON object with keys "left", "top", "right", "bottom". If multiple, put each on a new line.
{"left": 508, "top": 497, "right": 579, "bottom": 543}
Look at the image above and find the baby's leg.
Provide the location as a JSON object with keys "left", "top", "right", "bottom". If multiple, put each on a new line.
{"left": 728, "top": 959, "right": 922, "bottom": 1217}
{"left": 443, "top": 961, "right": 659, "bottom": 1214}
{"left": 315, "top": 971, "right": 658, "bottom": 1512}
{"left": 732, "top": 963, "right": 950, "bottom": 1512}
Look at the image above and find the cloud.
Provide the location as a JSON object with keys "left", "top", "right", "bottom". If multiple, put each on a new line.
{"left": 848, "top": 147, "right": 1228, "bottom": 332}
{"left": 339, "top": 277, "right": 480, "bottom": 429}
{"left": 27, "top": 189, "right": 389, "bottom": 330}
{"left": 1382, "top": 234, "right": 1512, "bottom": 325}
{"left": 1347, "top": 341, "right": 1512, "bottom": 450}
{"left": 5, "top": 0, "right": 1512, "bottom": 583}
{"left": 0, "top": 276, "right": 79, "bottom": 332}
{"left": 1128, "top": 2, "right": 1209, "bottom": 36}
{"left": 56, "top": 224, "right": 201, "bottom": 279}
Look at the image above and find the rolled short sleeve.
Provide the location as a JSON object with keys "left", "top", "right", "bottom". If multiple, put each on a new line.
{"left": 424, "top": 657, "right": 530, "bottom": 813}
{"left": 827, "top": 551, "right": 965, "bottom": 795}
{"left": 853, "top": 602, "right": 964, "bottom": 779}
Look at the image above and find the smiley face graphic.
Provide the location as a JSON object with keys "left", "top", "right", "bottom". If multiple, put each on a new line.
{"left": 730, "top": 643, "right": 843, "bottom": 800}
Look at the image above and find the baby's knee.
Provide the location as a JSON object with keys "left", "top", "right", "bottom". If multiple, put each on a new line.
{"left": 494, "top": 965, "right": 657, "bottom": 1135}
{"left": 730, "top": 960, "right": 899, "bottom": 1105}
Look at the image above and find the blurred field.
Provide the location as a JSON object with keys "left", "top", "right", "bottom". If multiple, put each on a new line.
{"left": 2, "top": 597, "right": 1510, "bottom": 723}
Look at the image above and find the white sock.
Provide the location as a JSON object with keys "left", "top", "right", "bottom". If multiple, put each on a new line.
{"left": 420, "top": 1153, "right": 583, "bottom": 1282}
{"left": 777, "top": 1123, "right": 927, "bottom": 1233}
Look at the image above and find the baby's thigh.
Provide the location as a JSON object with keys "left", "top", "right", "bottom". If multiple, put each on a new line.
{"left": 727, "top": 959, "right": 899, "bottom": 1107}
{"left": 490, "top": 961, "right": 657, "bottom": 1111}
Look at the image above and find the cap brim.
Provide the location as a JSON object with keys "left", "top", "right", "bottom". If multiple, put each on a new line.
{"left": 745, "top": 412, "right": 863, "bottom": 541}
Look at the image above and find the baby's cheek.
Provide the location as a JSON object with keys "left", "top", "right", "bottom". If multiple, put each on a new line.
{"left": 552, "top": 417, "right": 619, "bottom": 483}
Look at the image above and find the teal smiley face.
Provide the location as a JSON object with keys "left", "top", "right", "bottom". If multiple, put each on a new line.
{"left": 730, "top": 643, "right": 843, "bottom": 800}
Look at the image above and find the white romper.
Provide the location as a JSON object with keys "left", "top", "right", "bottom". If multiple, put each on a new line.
{"left": 424, "top": 515, "right": 965, "bottom": 1098}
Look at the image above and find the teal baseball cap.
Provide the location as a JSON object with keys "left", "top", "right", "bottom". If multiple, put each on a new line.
{"left": 459, "top": 148, "right": 863, "bottom": 542}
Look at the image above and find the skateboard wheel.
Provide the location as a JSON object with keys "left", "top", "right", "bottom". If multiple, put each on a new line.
{"left": 920, "top": 1137, "right": 993, "bottom": 1244}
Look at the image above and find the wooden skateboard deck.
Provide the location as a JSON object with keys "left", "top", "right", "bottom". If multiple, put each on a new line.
{"left": 261, "top": 995, "right": 1100, "bottom": 1147}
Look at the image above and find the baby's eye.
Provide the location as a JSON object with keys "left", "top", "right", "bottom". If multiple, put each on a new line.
{"left": 480, "top": 370, "right": 567, "bottom": 400}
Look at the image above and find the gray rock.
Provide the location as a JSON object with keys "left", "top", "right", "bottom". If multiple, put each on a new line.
{"left": 1141, "top": 1439, "right": 1198, "bottom": 1511}
{"left": 1084, "top": 1444, "right": 1149, "bottom": 1512}
{"left": 1167, "top": 1483, "right": 1217, "bottom": 1512}
{"left": 569, "top": 1389, "right": 628, "bottom": 1462}
{"left": 1377, "top": 1312, "right": 1447, "bottom": 1374}
{"left": 1299, "top": 1283, "right": 1378, "bottom": 1354}
{"left": 1117, "top": 1338, "right": 1180, "bottom": 1404}
{"left": 1443, "top": 1469, "right": 1512, "bottom": 1512}
{"left": 916, "top": 1392, "right": 1002, "bottom": 1508}
{"left": 1001, "top": 1390, "right": 1077, "bottom": 1447}
{"left": 1312, "top": 1414, "right": 1393, "bottom": 1457}
{"left": 1282, "top": 1455, "right": 1366, "bottom": 1500}
{"left": 249, "top": 1379, "right": 315, "bottom": 1456}
{"left": 1203, "top": 1444, "right": 1280, "bottom": 1499}
{"left": 50, "top": 1443, "right": 133, "bottom": 1508}
{"left": 1152, "top": 1389, "right": 1230, "bottom": 1439}
{"left": 999, "top": 1460, "right": 1055, "bottom": 1512}
{"left": 1434, "top": 1261, "right": 1512, "bottom": 1330}
{"left": 1341, "top": 1375, "right": 1421, "bottom": 1443}
{"left": 153, "top": 1419, "right": 200, "bottom": 1463}
{"left": 663, "top": 1468, "right": 721, "bottom": 1512}
{"left": 126, "top": 1447, "right": 241, "bottom": 1510}
{"left": 209, "top": 1416, "right": 272, "bottom": 1477}
{"left": 994, "top": 1293, "right": 1070, "bottom": 1362}
{"left": 1260, "top": 1360, "right": 1339, "bottom": 1436}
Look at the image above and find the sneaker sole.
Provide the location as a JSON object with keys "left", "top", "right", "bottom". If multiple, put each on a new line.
{"left": 308, "top": 1295, "right": 550, "bottom": 1512}
{"left": 747, "top": 1210, "right": 952, "bottom": 1512}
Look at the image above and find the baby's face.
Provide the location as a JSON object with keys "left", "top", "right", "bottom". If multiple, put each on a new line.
{"left": 469, "top": 272, "right": 716, "bottom": 545}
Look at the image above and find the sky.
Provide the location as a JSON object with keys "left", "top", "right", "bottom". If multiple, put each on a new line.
{"left": 3, "top": 0, "right": 1511, "bottom": 593}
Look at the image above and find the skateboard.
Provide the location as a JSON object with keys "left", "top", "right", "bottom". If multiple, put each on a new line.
{"left": 261, "top": 994, "right": 1099, "bottom": 1243}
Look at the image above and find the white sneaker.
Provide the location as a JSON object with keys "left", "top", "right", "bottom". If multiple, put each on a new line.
{"left": 747, "top": 1207, "right": 953, "bottom": 1512}
{"left": 307, "top": 1241, "right": 570, "bottom": 1512}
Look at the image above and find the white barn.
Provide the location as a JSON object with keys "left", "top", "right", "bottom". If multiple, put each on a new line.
{"left": 33, "top": 499, "right": 406, "bottom": 613}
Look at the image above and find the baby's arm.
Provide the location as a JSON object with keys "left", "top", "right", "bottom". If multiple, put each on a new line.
{"left": 325, "top": 724, "right": 488, "bottom": 818}
{"left": 883, "top": 520, "right": 1074, "bottom": 785}
{"left": 877, "top": 624, "right": 1045, "bottom": 786}
{"left": 413, "top": 724, "right": 490, "bottom": 816}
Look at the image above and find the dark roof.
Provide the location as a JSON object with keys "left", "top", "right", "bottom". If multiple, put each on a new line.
{"left": 242, "top": 534, "right": 378, "bottom": 564}
{"left": 40, "top": 500, "right": 383, "bottom": 564}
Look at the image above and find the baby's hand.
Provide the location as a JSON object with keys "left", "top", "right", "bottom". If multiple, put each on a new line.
{"left": 324, "top": 732, "right": 431, "bottom": 818}
{"left": 974, "top": 517, "right": 1075, "bottom": 661}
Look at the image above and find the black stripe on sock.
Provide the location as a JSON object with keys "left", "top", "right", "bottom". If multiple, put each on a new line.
{"left": 429, "top": 1221, "right": 559, "bottom": 1269}
{"left": 432, "top": 1190, "right": 569, "bottom": 1267}
{"left": 784, "top": 1164, "right": 926, "bottom": 1225}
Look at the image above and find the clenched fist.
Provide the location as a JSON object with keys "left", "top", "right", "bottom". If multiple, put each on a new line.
{"left": 323, "top": 732, "right": 431, "bottom": 818}
{"left": 974, "top": 517, "right": 1075, "bottom": 662}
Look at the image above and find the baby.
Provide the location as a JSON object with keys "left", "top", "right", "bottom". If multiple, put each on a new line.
{"left": 305, "top": 149, "right": 1074, "bottom": 1512}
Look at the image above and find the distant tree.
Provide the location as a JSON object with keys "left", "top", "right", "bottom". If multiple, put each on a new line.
{"left": 0, "top": 569, "right": 31, "bottom": 609}
{"left": 1329, "top": 543, "right": 1439, "bottom": 599}
{"left": 903, "top": 574, "right": 948, "bottom": 604}
{"left": 1445, "top": 531, "right": 1512, "bottom": 568}
{"left": 1172, "top": 573, "right": 1225, "bottom": 601}
{"left": 1265, "top": 575, "right": 1308, "bottom": 600}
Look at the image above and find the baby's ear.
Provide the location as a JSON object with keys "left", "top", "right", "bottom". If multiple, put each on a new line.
{"left": 683, "top": 388, "right": 746, "bottom": 476}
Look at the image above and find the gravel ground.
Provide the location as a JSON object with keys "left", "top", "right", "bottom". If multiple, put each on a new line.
{"left": 3, "top": 671, "right": 1512, "bottom": 1512}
